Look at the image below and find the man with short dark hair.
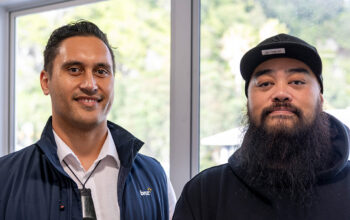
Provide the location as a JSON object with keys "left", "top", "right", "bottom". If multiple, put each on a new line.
{"left": 173, "top": 34, "right": 350, "bottom": 220}
{"left": 0, "top": 20, "right": 175, "bottom": 220}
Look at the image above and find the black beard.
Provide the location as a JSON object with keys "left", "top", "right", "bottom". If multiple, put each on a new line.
{"left": 237, "top": 103, "right": 333, "bottom": 205}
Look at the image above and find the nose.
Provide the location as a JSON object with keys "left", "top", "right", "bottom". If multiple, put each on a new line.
{"left": 271, "top": 83, "right": 292, "bottom": 103}
{"left": 80, "top": 72, "right": 98, "bottom": 94}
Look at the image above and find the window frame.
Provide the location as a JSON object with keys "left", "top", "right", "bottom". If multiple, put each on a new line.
{"left": 0, "top": 6, "right": 10, "bottom": 157}
{"left": 170, "top": 0, "right": 200, "bottom": 196}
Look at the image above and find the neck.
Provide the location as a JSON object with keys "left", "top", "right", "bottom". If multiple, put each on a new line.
{"left": 52, "top": 117, "right": 108, "bottom": 171}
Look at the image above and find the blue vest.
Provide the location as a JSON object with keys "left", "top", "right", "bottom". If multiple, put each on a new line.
{"left": 0, "top": 117, "right": 169, "bottom": 220}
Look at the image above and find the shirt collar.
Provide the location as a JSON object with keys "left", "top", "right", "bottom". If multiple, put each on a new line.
{"left": 54, "top": 129, "right": 120, "bottom": 169}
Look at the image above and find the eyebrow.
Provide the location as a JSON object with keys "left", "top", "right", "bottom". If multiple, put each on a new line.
{"left": 286, "top": 67, "right": 310, "bottom": 75}
{"left": 95, "top": 63, "right": 112, "bottom": 72}
{"left": 61, "top": 61, "right": 83, "bottom": 69}
{"left": 252, "top": 69, "right": 272, "bottom": 79}
{"left": 252, "top": 67, "right": 311, "bottom": 79}
{"left": 61, "top": 61, "right": 112, "bottom": 71}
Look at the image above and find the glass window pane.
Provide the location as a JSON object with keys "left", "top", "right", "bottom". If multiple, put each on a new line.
{"left": 15, "top": 0, "right": 171, "bottom": 172}
{"left": 200, "top": 0, "right": 350, "bottom": 171}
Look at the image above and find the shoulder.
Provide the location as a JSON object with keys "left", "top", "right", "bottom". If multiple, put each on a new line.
{"left": 173, "top": 164, "right": 234, "bottom": 220}
{"left": 181, "top": 163, "right": 240, "bottom": 205}
{"left": 185, "top": 163, "right": 233, "bottom": 190}
{"left": 133, "top": 153, "right": 166, "bottom": 177}
{"left": 177, "top": 163, "right": 235, "bottom": 207}
{"left": 0, "top": 144, "right": 42, "bottom": 191}
{"left": 342, "top": 161, "right": 350, "bottom": 174}
{"left": 0, "top": 144, "right": 40, "bottom": 170}
{"left": 135, "top": 153, "right": 163, "bottom": 166}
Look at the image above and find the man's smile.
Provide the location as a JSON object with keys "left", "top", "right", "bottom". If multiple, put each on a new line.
{"left": 74, "top": 96, "right": 102, "bottom": 107}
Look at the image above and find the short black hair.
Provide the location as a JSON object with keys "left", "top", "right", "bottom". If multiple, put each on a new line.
{"left": 43, "top": 20, "right": 115, "bottom": 75}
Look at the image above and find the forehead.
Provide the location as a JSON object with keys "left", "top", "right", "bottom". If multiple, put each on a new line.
{"left": 55, "top": 36, "right": 113, "bottom": 64}
{"left": 252, "top": 58, "right": 315, "bottom": 78}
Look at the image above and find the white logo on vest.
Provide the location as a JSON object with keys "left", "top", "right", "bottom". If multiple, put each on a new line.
{"left": 140, "top": 187, "right": 152, "bottom": 196}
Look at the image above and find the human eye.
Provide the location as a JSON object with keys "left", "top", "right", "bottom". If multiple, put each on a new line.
{"left": 97, "top": 69, "right": 108, "bottom": 75}
{"left": 95, "top": 68, "right": 109, "bottom": 77}
{"left": 257, "top": 81, "right": 273, "bottom": 88}
{"left": 289, "top": 80, "right": 306, "bottom": 85}
{"left": 67, "top": 66, "right": 82, "bottom": 75}
{"left": 95, "top": 66, "right": 111, "bottom": 77}
{"left": 69, "top": 67, "right": 79, "bottom": 72}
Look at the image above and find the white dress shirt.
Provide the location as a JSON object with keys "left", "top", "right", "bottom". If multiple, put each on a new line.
{"left": 54, "top": 129, "right": 176, "bottom": 220}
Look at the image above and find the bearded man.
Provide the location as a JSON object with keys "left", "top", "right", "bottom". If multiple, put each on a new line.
{"left": 173, "top": 34, "right": 350, "bottom": 220}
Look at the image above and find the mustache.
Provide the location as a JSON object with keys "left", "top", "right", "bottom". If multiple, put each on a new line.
{"left": 261, "top": 102, "right": 302, "bottom": 121}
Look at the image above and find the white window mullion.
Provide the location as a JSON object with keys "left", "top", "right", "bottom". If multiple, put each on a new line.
{"left": 170, "top": 0, "right": 200, "bottom": 197}
{"left": 0, "top": 7, "right": 10, "bottom": 156}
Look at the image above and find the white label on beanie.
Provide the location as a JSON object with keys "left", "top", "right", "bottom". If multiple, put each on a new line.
{"left": 261, "top": 48, "right": 285, "bottom": 55}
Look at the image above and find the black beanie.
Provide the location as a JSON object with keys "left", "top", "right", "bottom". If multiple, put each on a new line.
{"left": 240, "top": 33, "right": 323, "bottom": 96}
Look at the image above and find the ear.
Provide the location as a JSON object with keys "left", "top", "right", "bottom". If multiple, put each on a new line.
{"left": 319, "top": 93, "right": 324, "bottom": 105}
{"left": 40, "top": 70, "right": 50, "bottom": 95}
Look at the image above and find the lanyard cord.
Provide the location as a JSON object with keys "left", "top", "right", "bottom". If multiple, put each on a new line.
{"left": 63, "top": 159, "right": 102, "bottom": 189}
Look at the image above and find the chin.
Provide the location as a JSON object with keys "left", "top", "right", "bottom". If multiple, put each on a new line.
{"left": 264, "top": 118, "right": 298, "bottom": 134}
{"left": 73, "top": 115, "right": 106, "bottom": 129}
